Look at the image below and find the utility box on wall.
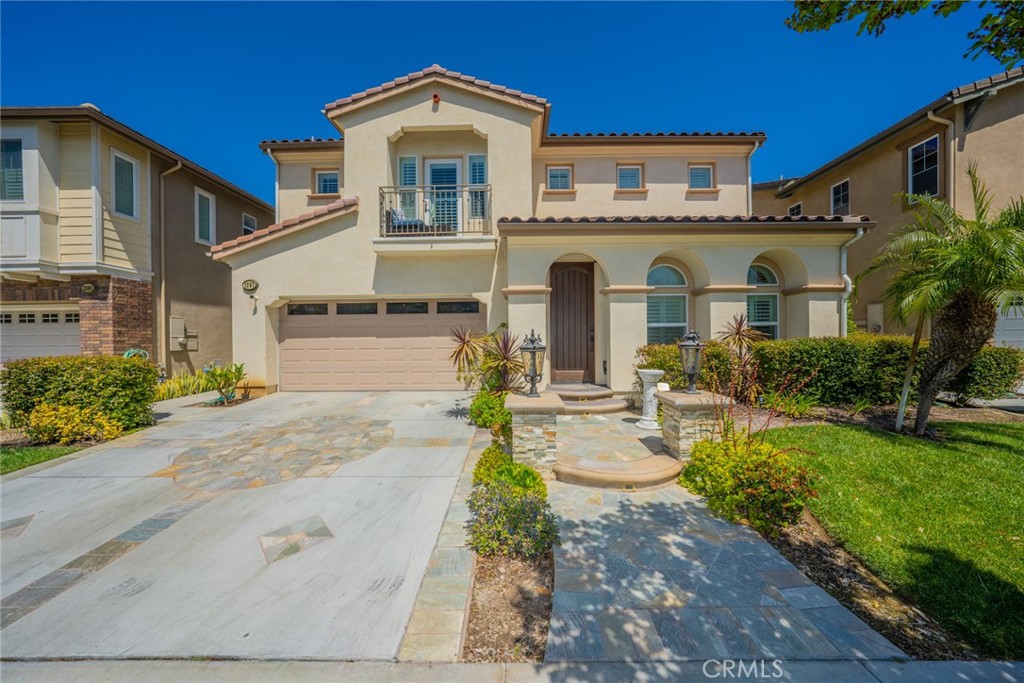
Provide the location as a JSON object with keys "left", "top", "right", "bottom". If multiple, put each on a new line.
{"left": 169, "top": 316, "right": 199, "bottom": 352}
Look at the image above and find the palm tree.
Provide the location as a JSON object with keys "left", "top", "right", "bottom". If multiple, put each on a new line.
{"left": 862, "top": 164, "right": 1024, "bottom": 435}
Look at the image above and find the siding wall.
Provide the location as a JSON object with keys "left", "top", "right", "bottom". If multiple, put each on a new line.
{"left": 57, "top": 123, "right": 94, "bottom": 261}
{"left": 100, "top": 129, "right": 150, "bottom": 271}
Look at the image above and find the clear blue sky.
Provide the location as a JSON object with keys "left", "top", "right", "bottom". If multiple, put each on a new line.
{"left": 1, "top": 1, "right": 1004, "bottom": 204}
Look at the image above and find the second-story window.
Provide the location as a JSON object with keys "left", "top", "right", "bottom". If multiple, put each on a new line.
{"left": 398, "top": 156, "right": 418, "bottom": 218}
{"left": 242, "top": 213, "right": 257, "bottom": 235}
{"left": 546, "top": 166, "right": 573, "bottom": 191}
{"left": 688, "top": 164, "right": 714, "bottom": 190}
{"left": 787, "top": 202, "right": 802, "bottom": 216}
{"left": 316, "top": 170, "right": 339, "bottom": 195}
{"left": 831, "top": 179, "right": 850, "bottom": 215}
{"left": 195, "top": 188, "right": 216, "bottom": 245}
{"left": 469, "top": 154, "right": 487, "bottom": 219}
{"left": 112, "top": 150, "right": 139, "bottom": 219}
{"left": 1, "top": 139, "right": 24, "bottom": 201}
{"left": 908, "top": 135, "right": 940, "bottom": 197}
{"left": 617, "top": 164, "right": 643, "bottom": 190}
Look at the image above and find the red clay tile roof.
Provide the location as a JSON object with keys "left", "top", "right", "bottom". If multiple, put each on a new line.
{"left": 259, "top": 137, "right": 344, "bottom": 151}
{"left": 211, "top": 196, "right": 358, "bottom": 258}
{"left": 545, "top": 131, "right": 766, "bottom": 139}
{"left": 499, "top": 214, "right": 870, "bottom": 224}
{"left": 324, "top": 64, "right": 549, "bottom": 113}
{"left": 751, "top": 178, "right": 800, "bottom": 191}
{"left": 952, "top": 66, "right": 1023, "bottom": 98}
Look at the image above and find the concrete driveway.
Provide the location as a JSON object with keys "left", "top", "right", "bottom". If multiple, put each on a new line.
{"left": 0, "top": 391, "right": 475, "bottom": 659}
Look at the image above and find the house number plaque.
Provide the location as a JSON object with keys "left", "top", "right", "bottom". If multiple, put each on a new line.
{"left": 242, "top": 279, "right": 259, "bottom": 294}
{"left": 80, "top": 283, "right": 97, "bottom": 294}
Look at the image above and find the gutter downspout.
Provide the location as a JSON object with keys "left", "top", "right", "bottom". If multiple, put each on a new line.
{"left": 840, "top": 227, "right": 865, "bottom": 337}
{"left": 746, "top": 140, "right": 762, "bottom": 214}
{"left": 927, "top": 109, "right": 955, "bottom": 208}
{"left": 158, "top": 161, "right": 183, "bottom": 373}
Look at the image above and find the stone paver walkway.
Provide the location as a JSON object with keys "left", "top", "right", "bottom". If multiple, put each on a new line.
{"left": 545, "top": 484, "right": 905, "bottom": 662}
{"left": 557, "top": 414, "right": 664, "bottom": 462}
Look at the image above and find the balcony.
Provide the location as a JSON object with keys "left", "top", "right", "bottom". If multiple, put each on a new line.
{"left": 379, "top": 184, "right": 492, "bottom": 237}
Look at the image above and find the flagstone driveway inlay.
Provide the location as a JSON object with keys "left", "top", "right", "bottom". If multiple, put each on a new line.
{"left": 258, "top": 516, "right": 334, "bottom": 564}
{"left": 153, "top": 416, "right": 394, "bottom": 491}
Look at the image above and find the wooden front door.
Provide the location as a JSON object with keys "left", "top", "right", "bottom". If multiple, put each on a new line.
{"left": 549, "top": 262, "right": 595, "bottom": 382}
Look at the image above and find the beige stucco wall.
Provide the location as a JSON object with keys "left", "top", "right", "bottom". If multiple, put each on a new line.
{"left": 100, "top": 129, "right": 150, "bottom": 272}
{"left": 274, "top": 149, "right": 345, "bottom": 221}
{"left": 953, "top": 82, "right": 1024, "bottom": 214}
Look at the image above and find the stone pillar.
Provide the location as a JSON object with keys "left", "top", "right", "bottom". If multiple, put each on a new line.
{"left": 636, "top": 368, "right": 665, "bottom": 430}
{"left": 655, "top": 390, "right": 730, "bottom": 459}
{"left": 505, "top": 392, "right": 565, "bottom": 479}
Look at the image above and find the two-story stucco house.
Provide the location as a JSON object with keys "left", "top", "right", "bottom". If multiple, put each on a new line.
{"left": 212, "top": 65, "right": 874, "bottom": 394}
{"left": 0, "top": 106, "right": 274, "bottom": 374}
{"left": 753, "top": 68, "right": 1024, "bottom": 348}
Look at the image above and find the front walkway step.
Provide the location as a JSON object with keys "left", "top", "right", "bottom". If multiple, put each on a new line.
{"left": 553, "top": 454, "right": 682, "bottom": 491}
{"left": 548, "top": 383, "right": 614, "bottom": 401}
{"left": 560, "top": 397, "right": 630, "bottom": 415}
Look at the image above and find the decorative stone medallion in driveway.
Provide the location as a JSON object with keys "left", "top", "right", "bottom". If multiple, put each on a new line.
{"left": 546, "top": 484, "right": 905, "bottom": 663}
{"left": 0, "top": 391, "right": 474, "bottom": 660}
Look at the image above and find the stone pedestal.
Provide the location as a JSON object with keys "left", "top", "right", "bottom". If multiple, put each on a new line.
{"left": 505, "top": 392, "right": 565, "bottom": 479}
{"left": 655, "top": 390, "right": 731, "bottom": 459}
{"left": 636, "top": 369, "right": 665, "bottom": 430}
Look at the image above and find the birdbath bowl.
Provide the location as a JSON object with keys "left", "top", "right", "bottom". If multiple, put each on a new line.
{"left": 636, "top": 368, "right": 666, "bottom": 430}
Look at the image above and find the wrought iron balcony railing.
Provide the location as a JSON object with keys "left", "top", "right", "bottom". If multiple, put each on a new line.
{"left": 379, "top": 184, "right": 492, "bottom": 237}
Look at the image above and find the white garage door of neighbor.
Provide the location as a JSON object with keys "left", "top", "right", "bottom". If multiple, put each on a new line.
{"left": 279, "top": 300, "right": 487, "bottom": 391}
{"left": 0, "top": 308, "right": 81, "bottom": 362}
{"left": 994, "top": 297, "right": 1024, "bottom": 350}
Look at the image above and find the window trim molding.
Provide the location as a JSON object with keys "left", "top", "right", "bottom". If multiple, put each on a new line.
{"left": 242, "top": 213, "right": 257, "bottom": 235}
{"left": 903, "top": 132, "right": 945, "bottom": 203}
{"left": 1, "top": 137, "right": 26, "bottom": 203}
{"left": 194, "top": 187, "right": 217, "bottom": 246}
{"left": 110, "top": 147, "right": 141, "bottom": 221}
{"left": 686, "top": 162, "right": 718, "bottom": 193}
{"left": 615, "top": 163, "right": 646, "bottom": 192}
{"left": 830, "top": 178, "right": 851, "bottom": 215}
{"left": 787, "top": 202, "right": 802, "bottom": 217}
{"left": 544, "top": 163, "right": 575, "bottom": 193}
{"left": 311, "top": 168, "right": 341, "bottom": 197}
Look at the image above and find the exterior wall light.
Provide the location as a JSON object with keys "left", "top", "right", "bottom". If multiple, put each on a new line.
{"left": 519, "top": 329, "right": 546, "bottom": 398}
{"left": 677, "top": 331, "right": 704, "bottom": 394}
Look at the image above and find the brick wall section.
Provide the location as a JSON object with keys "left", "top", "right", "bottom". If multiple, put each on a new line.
{"left": 1, "top": 275, "right": 152, "bottom": 356}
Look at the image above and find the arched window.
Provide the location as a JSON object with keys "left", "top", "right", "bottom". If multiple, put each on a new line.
{"left": 746, "top": 264, "right": 780, "bottom": 339}
{"left": 647, "top": 265, "right": 688, "bottom": 344}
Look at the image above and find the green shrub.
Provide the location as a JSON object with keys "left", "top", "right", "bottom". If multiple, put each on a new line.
{"left": 948, "top": 346, "right": 1024, "bottom": 405}
{"left": 634, "top": 340, "right": 732, "bottom": 391}
{"left": 760, "top": 389, "right": 820, "bottom": 418}
{"left": 469, "top": 389, "right": 512, "bottom": 446}
{"left": 473, "top": 444, "right": 513, "bottom": 485}
{"left": 492, "top": 461, "right": 548, "bottom": 498}
{"left": 466, "top": 482, "right": 560, "bottom": 558}
{"left": 206, "top": 363, "right": 246, "bottom": 402}
{"left": 28, "top": 404, "right": 123, "bottom": 445}
{"left": 681, "top": 438, "right": 817, "bottom": 537}
{"left": 0, "top": 356, "right": 157, "bottom": 430}
{"left": 154, "top": 370, "right": 217, "bottom": 402}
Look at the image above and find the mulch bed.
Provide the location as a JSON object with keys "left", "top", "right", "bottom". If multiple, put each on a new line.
{"left": 462, "top": 551, "right": 553, "bottom": 663}
{"left": 768, "top": 510, "right": 979, "bottom": 660}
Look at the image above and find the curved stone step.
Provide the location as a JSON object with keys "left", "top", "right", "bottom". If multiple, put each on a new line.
{"left": 560, "top": 398, "right": 630, "bottom": 415}
{"left": 554, "top": 454, "right": 683, "bottom": 491}
{"left": 549, "top": 384, "right": 615, "bottom": 401}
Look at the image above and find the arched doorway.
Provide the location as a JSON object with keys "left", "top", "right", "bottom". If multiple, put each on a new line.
{"left": 549, "top": 262, "right": 595, "bottom": 382}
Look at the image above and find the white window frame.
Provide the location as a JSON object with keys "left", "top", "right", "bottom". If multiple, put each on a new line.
{"left": 242, "top": 213, "right": 257, "bottom": 234}
{"left": 831, "top": 179, "right": 850, "bottom": 215}
{"left": 746, "top": 293, "right": 780, "bottom": 340}
{"left": 616, "top": 164, "right": 643, "bottom": 190}
{"left": 907, "top": 134, "right": 940, "bottom": 197}
{"left": 195, "top": 187, "right": 217, "bottom": 246}
{"left": 688, "top": 164, "right": 715, "bottom": 190}
{"left": 546, "top": 165, "right": 573, "bottom": 191}
{"left": 111, "top": 148, "right": 140, "bottom": 220}
{"left": 787, "top": 202, "right": 802, "bottom": 217}
{"left": 1, "top": 137, "right": 25, "bottom": 203}
{"left": 315, "top": 170, "right": 340, "bottom": 195}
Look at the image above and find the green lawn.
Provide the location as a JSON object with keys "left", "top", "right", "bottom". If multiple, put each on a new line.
{"left": 1, "top": 444, "right": 83, "bottom": 475}
{"left": 766, "top": 422, "right": 1024, "bottom": 659}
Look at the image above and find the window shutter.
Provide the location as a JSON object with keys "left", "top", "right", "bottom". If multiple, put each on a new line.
{"left": 1, "top": 140, "right": 24, "bottom": 201}
{"left": 399, "top": 157, "right": 417, "bottom": 186}
{"left": 469, "top": 155, "right": 487, "bottom": 185}
{"left": 747, "top": 295, "right": 777, "bottom": 323}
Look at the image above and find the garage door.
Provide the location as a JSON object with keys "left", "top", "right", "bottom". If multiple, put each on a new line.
{"left": 0, "top": 307, "right": 81, "bottom": 362}
{"left": 279, "top": 300, "right": 487, "bottom": 390}
{"left": 994, "top": 296, "right": 1024, "bottom": 350}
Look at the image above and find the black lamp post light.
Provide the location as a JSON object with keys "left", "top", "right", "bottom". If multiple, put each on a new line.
{"left": 678, "top": 330, "right": 704, "bottom": 394}
{"left": 520, "top": 329, "right": 546, "bottom": 397}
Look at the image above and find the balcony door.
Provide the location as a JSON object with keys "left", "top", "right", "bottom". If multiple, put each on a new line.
{"left": 425, "top": 159, "right": 461, "bottom": 232}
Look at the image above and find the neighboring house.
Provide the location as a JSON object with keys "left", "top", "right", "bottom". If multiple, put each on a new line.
{"left": 0, "top": 106, "right": 274, "bottom": 374}
{"left": 212, "top": 65, "right": 873, "bottom": 394}
{"left": 753, "top": 68, "right": 1024, "bottom": 349}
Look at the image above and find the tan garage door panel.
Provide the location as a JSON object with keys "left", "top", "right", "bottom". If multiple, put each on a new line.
{"left": 279, "top": 301, "right": 486, "bottom": 390}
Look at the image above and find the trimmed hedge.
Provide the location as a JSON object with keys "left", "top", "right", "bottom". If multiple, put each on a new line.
{"left": 466, "top": 482, "right": 560, "bottom": 558}
{"left": 1, "top": 355, "right": 158, "bottom": 429}
{"left": 636, "top": 336, "right": 1024, "bottom": 407}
